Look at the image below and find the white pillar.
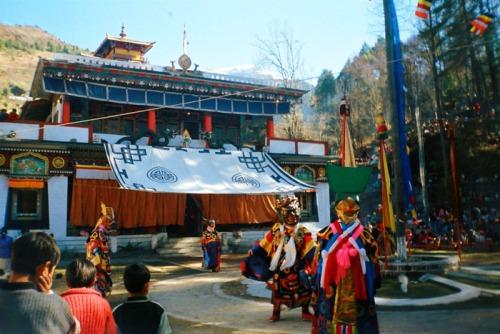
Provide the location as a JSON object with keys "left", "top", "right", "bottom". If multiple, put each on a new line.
{"left": 316, "top": 182, "right": 331, "bottom": 228}
{"left": 0, "top": 175, "right": 8, "bottom": 228}
{"left": 47, "top": 175, "right": 68, "bottom": 238}
{"left": 110, "top": 236, "right": 118, "bottom": 253}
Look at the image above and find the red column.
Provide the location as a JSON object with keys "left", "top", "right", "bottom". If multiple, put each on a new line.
{"left": 147, "top": 110, "right": 156, "bottom": 132}
{"left": 62, "top": 97, "right": 71, "bottom": 124}
{"left": 203, "top": 113, "right": 212, "bottom": 133}
{"left": 266, "top": 117, "right": 274, "bottom": 139}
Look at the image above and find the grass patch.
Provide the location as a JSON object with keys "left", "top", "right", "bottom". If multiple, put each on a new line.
{"left": 443, "top": 274, "right": 500, "bottom": 290}
{"left": 378, "top": 295, "right": 500, "bottom": 311}
{"left": 219, "top": 279, "right": 269, "bottom": 303}
{"left": 410, "top": 249, "right": 500, "bottom": 266}
{"left": 460, "top": 252, "right": 500, "bottom": 266}
{"left": 377, "top": 277, "right": 457, "bottom": 298}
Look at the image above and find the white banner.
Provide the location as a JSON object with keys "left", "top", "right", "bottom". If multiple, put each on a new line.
{"left": 104, "top": 144, "right": 315, "bottom": 194}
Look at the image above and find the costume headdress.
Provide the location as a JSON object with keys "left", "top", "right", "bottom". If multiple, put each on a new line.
{"left": 334, "top": 197, "right": 360, "bottom": 224}
{"left": 100, "top": 202, "right": 115, "bottom": 220}
{"left": 275, "top": 195, "right": 301, "bottom": 225}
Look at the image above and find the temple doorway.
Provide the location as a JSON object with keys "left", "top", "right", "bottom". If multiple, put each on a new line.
{"left": 184, "top": 194, "right": 203, "bottom": 236}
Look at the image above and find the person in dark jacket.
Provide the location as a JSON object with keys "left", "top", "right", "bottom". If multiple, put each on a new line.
{"left": 113, "top": 263, "right": 172, "bottom": 334}
{"left": 0, "top": 232, "right": 78, "bottom": 334}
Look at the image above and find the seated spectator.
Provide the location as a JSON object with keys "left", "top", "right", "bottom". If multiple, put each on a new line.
{"left": 0, "top": 108, "right": 8, "bottom": 121}
{"left": 0, "top": 227, "right": 13, "bottom": 278}
{"left": 7, "top": 108, "right": 19, "bottom": 121}
{"left": 113, "top": 263, "right": 172, "bottom": 334}
{"left": 61, "top": 259, "right": 117, "bottom": 334}
{"left": 0, "top": 232, "right": 78, "bottom": 333}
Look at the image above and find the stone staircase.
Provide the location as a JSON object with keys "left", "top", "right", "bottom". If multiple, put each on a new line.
{"left": 155, "top": 227, "right": 321, "bottom": 257}
{"left": 155, "top": 230, "right": 268, "bottom": 257}
{"left": 156, "top": 237, "right": 202, "bottom": 257}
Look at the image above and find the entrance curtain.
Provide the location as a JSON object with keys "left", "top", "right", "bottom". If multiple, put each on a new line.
{"left": 70, "top": 179, "right": 186, "bottom": 228}
{"left": 199, "top": 194, "right": 277, "bottom": 224}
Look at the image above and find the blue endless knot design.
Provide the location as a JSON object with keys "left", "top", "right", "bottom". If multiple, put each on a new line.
{"left": 232, "top": 173, "right": 260, "bottom": 188}
{"left": 238, "top": 152, "right": 266, "bottom": 173}
{"left": 115, "top": 145, "right": 147, "bottom": 164}
{"left": 146, "top": 167, "right": 178, "bottom": 183}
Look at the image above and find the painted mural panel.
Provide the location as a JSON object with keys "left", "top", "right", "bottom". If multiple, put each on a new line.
{"left": 10, "top": 153, "right": 49, "bottom": 176}
{"left": 294, "top": 165, "right": 315, "bottom": 183}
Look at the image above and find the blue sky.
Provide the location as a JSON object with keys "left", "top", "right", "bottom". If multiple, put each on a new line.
{"left": 1, "top": 0, "right": 419, "bottom": 81}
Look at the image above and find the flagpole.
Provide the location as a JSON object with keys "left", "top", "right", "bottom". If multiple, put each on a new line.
{"left": 340, "top": 96, "right": 348, "bottom": 167}
{"left": 379, "top": 140, "right": 389, "bottom": 269}
{"left": 448, "top": 123, "right": 462, "bottom": 259}
{"left": 341, "top": 114, "right": 346, "bottom": 167}
{"left": 383, "top": 0, "right": 407, "bottom": 261}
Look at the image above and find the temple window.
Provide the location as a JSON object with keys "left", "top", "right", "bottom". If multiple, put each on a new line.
{"left": 137, "top": 119, "right": 148, "bottom": 136}
{"left": 297, "top": 192, "right": 318, "bottom": 221}
{"left": 7, "top": 187, "right": 48, "bottom": 230}
{"left": 122, "top": 119, "right": 134, "bottom": 136}
{"left": 102, "top": 118, "right": 120, "bottom": 133}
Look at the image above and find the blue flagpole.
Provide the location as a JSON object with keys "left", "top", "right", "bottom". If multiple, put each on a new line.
{"left": 383, "top": 0, "right": 415, "bottom": 260}
{"left": 389, "top": 0, "right": 414, "bottom": 213}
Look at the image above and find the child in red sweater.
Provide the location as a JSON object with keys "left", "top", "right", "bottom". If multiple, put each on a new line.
{"left": 61, "top": 259, "right": 117, "bottom": 334}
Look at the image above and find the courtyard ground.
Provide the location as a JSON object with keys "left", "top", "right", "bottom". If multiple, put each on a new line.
{"left": 51, "top": 250, "right": 500, "bottom": 333}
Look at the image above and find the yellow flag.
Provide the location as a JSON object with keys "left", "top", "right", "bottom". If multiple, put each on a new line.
{"left": 380, "top": 145, "right": 395, "bottom": 231}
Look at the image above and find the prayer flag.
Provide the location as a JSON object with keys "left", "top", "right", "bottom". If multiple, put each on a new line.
{"left": 470, "top": 14, "right": 494, "bottom": 36}
{"left": 415, "top": 0, "right": 432, "bottom": 20}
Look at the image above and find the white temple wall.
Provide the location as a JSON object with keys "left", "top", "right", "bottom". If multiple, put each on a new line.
{"left": 47, "top": 175, "right": 68, "bottom": 238}
{"left": 315, "top": 182, "right": 331, "bottom": 228}
{"left": 0, "top": 175, "right": 8, "bottom": 228}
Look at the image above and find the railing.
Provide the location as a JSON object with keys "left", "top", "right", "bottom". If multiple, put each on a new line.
{"left": 53, "top": 53, "right": 287, "bottom": 87}
{"left": 54, "top": 53, "right": 165, "bottom": 72}
{"left": 200, "top": 71, "right": 285, "bottom": 88}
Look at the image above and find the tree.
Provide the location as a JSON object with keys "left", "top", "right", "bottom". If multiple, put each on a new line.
{"left": 46, "top": 41, "right": 54, "bottom": 52}
{"left": 255, "top": 24, "right": 306, "bottom": 139}
{"left": 333, "top": 39, "right": 388, "bottom": 150}
{"left": 311, "top": 69, "right": 336, "bottom": 114}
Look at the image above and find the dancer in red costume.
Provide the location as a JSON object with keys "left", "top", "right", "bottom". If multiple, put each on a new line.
{"left": 86, "top": 203, "right": 115, "bottom": 297}
{"left": 201, "top": 219, "right": 222, "bottom": 272}
{"left": 242, "top": 195, "right": 316, "bottom": 322}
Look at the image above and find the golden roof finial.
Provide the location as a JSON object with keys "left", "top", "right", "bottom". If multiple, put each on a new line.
{"left": 120, "top": 23, "right": 126, "bottom": 38}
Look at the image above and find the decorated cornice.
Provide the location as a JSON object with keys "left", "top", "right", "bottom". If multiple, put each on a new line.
{"left": 0, "top": 145, "right": 70, "bottom": 154}
{"left": 39, "top": 58, "right": 305, "bottom": 102}
{"left": 49, "top": 170, "right": 74, "bottom": 175}
{"left": 269, "top": 153, "right": 336, "bottom": 166}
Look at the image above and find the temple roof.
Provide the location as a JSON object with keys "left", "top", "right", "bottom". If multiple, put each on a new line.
{"left": 94, "top": 35, "right": 155, "bottom": 58}
{"left": 29, "top": 53, "right": 308, "bottom": 116}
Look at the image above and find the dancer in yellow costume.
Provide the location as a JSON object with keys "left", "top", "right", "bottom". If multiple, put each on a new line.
{"left": 311, "top": 197, "right": 380, "bottom": 334}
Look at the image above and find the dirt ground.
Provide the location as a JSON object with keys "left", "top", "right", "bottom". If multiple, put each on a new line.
{"left": 49, "top": 250, "right": 500, "bottom": 333}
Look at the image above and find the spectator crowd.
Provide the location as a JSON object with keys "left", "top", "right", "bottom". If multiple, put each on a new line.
{"left": 0, "top": 231, "right": 172, "bottom": 334}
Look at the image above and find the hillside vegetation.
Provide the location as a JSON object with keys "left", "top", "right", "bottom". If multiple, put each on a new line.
{"left": 0, "top": 23, "right": 87, "bottom": 110}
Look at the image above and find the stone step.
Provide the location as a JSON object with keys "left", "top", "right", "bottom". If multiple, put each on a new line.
{"left": 163, "top": 237, "right": 200, "bottom": 244}
{"left": 156, "top": 247, "right": 202, "bottom": 257}
{"left": 162, "top": 241, "right": 201, "bottom": 248}
{"left": 156, "top": 232, "right": 267, "bottom": 256}
{"left": 161, "top": 238, "right": 200, "bottom": 249}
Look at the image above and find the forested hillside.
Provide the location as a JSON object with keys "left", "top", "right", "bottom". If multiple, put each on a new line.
{"left": 0, "top": 23, "right": 86, "bottom": 110}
